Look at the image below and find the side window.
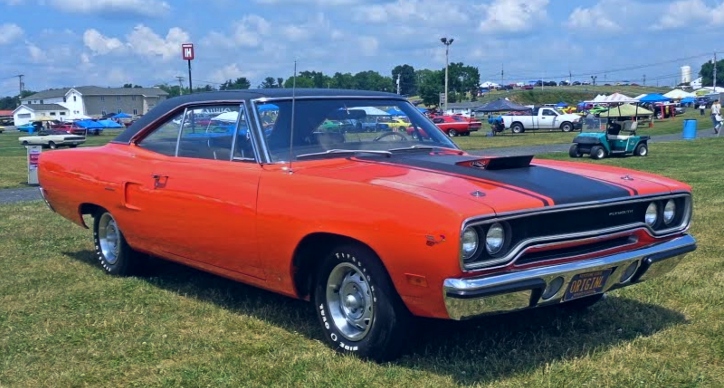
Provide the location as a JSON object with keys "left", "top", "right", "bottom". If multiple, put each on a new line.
{"left": 233, "top": 104, "right": 256, "bottom": 160}
{"left": 177, "top": 104, "right": 241, "bottom": 161}
{"left": 137, "top": 110, "right": 185, "bottom": 156}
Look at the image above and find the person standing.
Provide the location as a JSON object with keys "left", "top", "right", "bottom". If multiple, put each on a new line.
{"left": 699, "top": 102, "right": 706, "bottom": 115}
{"left": 711, "top": 100, "right": 722, "bottom": 134}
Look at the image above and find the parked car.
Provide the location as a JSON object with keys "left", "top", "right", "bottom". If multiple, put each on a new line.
{"left": 37, "top": 89, "right": 697, "bottom": 361}
{"left": 19, "top": 130, "right": 86, "bottom": 149}
{"left": 416, "top": 114, "right": 482, "bottom": 137}
{"left": 501, "top": 106, "right": 582, "bottom": 133}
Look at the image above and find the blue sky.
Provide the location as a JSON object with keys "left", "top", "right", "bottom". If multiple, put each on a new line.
{"left": 1, "top": 0, "right": 723, "bottom": 95}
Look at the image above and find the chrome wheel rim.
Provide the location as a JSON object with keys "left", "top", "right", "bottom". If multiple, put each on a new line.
{"left": 98, "top": 213, "right": 121, "bottom": 264}
{"left": 326, "top": 262, "right": 374, "bottom": 341}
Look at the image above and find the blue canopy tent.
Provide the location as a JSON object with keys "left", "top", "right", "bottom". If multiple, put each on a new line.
{"left": 473, "top": 98, "right": 531, "bottom": 113}
{"left": 639, "top": 93, "right": 670, "bottom": 103}
{"left": 387, "top": 108, "right": 405, "bottom": 116}
{"left": 75, "top": 119, "right": 104, "bottom": 129}
{"left": 555, "top": 101, "right": 568, "bottom": 108}
{"left": 680, "top": 97, "right": 696, "bottom": 104}
{"left": 98, "top": 119, "right": 124, "bottom": 128}
{"left": 112, "top": 112, "right": 132, "bottom": 119}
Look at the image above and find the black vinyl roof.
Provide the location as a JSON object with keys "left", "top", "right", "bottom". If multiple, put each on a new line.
{"left": 113, "top": 88, "right": 404, "bottom": 143}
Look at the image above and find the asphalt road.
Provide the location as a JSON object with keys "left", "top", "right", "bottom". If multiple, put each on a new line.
{"left": 1, "top": 127, "right": 718, "bottom": 205}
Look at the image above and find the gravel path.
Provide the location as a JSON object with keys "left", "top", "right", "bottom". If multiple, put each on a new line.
{"left": 1, "top": 127, "right": 718, "bottom": 205}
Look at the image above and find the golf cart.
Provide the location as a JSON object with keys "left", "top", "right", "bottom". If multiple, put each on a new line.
{"left": 569, "top": 94, "right": 650, "bottom": 160}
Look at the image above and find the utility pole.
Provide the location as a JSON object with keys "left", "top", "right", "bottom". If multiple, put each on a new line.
{"left": 396, "top": 73, "right": 401, "bottom": 95}
{"left": 175, "top": 76, "right": 185, "bottom": 95}
{"left": 643, "top": 74, "right": 646, "bottom": 86}
{"left": 501, "top": 63, "right": 504, "bottom": 86}
{"left": 440, "top": 37, "right": 454, "bottom": 112}
{"left": 713, "top": 52, "right": 717, "bottom": 88}
{"left": 16, "top": 74, "right": 24, "bottom": 96}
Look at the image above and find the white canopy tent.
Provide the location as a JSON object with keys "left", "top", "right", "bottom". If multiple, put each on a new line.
{"left": 585, "top": 92, "right": 639, "bottom": 104}
{"left": 213, "top": 111, "right": 239, "bottom": 122}
{"left": 663, "top": 89, "right": 696, "bottom": 99}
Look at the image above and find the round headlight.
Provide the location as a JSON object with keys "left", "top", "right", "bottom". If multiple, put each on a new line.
{"left": 461, "top": 227, "right": 479, "bottom": 260}
{"left": 663, "top": 199, "right": 676, "bottom": 224}
{"left": 645, "top": 202, "right": 658, "bottom": 226}
{"left": 485, "top": 223, "right": 506, "bottom": 254}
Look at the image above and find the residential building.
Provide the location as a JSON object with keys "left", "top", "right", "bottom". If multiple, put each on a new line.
{"left": 13, "top": 104, "right": 70, "bottom": 126}
{"left": 13, "top": 85, "right": 169, "bottom": 125}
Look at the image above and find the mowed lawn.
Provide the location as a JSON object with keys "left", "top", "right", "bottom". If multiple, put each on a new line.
{"left": 0, "top": 109, "right": 710, "bottom": 189}
{"left": 1, "top": 139, "right": 722, "bottom": 387}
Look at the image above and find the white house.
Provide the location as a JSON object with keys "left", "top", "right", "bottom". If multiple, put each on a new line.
{"left": 12, "top": 104, "right": 70, "bottom": 126}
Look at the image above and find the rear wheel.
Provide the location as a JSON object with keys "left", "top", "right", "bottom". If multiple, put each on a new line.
{"left": 447, "top": 129, "right": 458, "bottom": 137}
{"left": 313, "top": 244, "right": 410, "bottom": 362}
{"left": 635, "top": 142, "right": 648, "bottom": 156}
{"left": 511, "top": 123, "right": 524, "bottom": 134}
{"left": 93, "top": 210, "right": 140, "bottom": 276}
{"left": 48, "top": 141, "right": 57, "bottom": 149}
{"left": 590, "top": 145, "right": 606, "bottom": 159}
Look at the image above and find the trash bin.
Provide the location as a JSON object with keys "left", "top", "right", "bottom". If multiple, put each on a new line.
{"left": 682, "top": 119, "right": 697, "bottom": 140}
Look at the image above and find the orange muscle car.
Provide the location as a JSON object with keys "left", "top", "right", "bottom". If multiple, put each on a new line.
{"left": 37, "top": 89, "right": 697, "bottom": 361}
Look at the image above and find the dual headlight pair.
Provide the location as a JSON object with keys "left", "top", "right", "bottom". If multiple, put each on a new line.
{"left": 645, "top": 199, "right": 677, "bottom": 228}
{"left": 461, "top": 223, "right": 506, "bottom": 261}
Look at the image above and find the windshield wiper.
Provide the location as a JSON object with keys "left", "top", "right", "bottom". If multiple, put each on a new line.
{"left": 389, "top": 145, "right": 464, "bottom": 155}
{"left": 296, "top": 149, "right": 392, "bottom": 160}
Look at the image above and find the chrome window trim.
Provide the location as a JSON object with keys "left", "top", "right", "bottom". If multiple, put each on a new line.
{"left": 173, "top": 107, "right": 189, "bottom": 157}
{"left": 249, "top": 99, "right": 272, "bottom": 163}
{"left": 459, "top": 192, "right": 692, "bottom": 272}
{"left": 231, "top": 101, "right": 262, "bottom": 164}
{"left": 250, "top": 95, "right": 407, "bottom": 103}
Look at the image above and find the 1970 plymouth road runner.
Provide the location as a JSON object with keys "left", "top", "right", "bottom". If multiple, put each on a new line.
{"left": 37, "top": 89, "right": 696, "bottom": 361}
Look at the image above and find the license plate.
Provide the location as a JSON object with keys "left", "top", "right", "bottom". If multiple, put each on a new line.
{"left": 563, "top": 269, "right": 611, "bottom": 301}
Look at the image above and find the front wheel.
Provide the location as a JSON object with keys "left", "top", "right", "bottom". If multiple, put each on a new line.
{"left": 635, "top": 142, "right": 648, "bottom": 156}
{"left": 48, "top": 141, "right": 57, "bottom": 149}
{"left": 313, "top": 244, "right": 410, "bottom": 362}
{"left": 447, "top": 129, "right": 458, "bottom": 137}
{"left": 560, "top": 122, "right": 573, "bottom": 132}
{"left": 569, "top": 144, "right": 581, "bottom": 157}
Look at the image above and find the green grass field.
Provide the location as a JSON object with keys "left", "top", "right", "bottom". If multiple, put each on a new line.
{"left": 0, "top": 108, "right": 711, "bottom": 189}
{"left": 1, "top": 138, "right": 722, "bottom": 386}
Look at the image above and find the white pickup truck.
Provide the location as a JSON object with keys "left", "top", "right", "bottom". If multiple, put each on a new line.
{"left": 501, "top": 107, "right": 582, "bottom": 133}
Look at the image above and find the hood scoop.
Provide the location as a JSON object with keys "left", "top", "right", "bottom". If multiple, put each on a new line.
{"left": 456, "top": 154, "right": 534, "bottom": 170}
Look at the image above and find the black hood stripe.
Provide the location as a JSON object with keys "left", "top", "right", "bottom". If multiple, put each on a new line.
{"left": 357, "top": 154, "right": 632, "bottom": 206}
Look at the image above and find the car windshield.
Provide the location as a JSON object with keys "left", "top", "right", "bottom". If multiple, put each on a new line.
{"left": 254, "top": 98, "right": 459, "bottom": 162}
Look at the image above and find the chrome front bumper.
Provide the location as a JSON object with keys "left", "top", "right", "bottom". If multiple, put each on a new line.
{"left": 443, "top": 234, "right": 696, "bottom": 320}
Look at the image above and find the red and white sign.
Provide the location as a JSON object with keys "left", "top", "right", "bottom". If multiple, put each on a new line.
{"left": 182, "top": 43, "right": 194, "bottom": 60}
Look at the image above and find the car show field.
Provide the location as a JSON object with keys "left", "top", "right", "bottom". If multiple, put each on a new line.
{"left": 1, "top": 137, "right": 721, "bottom": 387}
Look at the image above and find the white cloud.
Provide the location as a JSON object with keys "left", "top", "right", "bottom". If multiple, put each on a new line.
{"left": 478, "top": 0, "right": 549, "bottom": 33}
{"left": 83, "top": 29, "right": 127, "bottom": 54}
{"left": 127, "top": 25, "right": 190, "bottom": 60}
{"left": 26, "top": 41, "right": 45, "bottom": 62}
{"left": 566, "top": 5, "right": 619, "bottom": 31}
{"left": 209, "top": 63, "right": 262, "bottom": 83}
{"left": 203, "top": 15, "right": 271, "bottom": 48}
{"left": 254, "top": 0, "right": 359, "bottom": 5}
{"left": 357, "top": 36, "right": 379, "bottom": 56}
{"left": 0, "top": 0, "right": 24, "bottom": 5}
{"left": 355, "top": 0, "right": 469, "bottom": 24}
{"left": 47, "top": 0, "right": 171, "bottom": 17}
{"left": 0, "top": 23, "right": 23, "bottom": 45}
{"left": 653, "top": 0, "right": 724, "bottom": 29}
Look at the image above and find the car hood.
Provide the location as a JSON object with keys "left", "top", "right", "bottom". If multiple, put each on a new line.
{"left": 296, "top": 152, "right": 685, "bottom": 215}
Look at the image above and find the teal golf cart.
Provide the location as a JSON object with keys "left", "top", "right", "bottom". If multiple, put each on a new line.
{"left": 570, "top": 97, "right": 652, "bottom": 159}
{"left": 569, "top": 119, "right": 649, "bottom": 159}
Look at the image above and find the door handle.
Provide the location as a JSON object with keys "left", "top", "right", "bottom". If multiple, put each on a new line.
{"left": 152, "top": 174, "right": 168, "bottom": 189}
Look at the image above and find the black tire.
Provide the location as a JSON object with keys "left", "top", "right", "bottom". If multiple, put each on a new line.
{"left": 447, "top": 129, "right": 457, "bottom": 137}
{"left": 511, "top": 123, "right": 524, "bottom": 134}
{"left": 569, "top": 144, "right": 581, "bottom": 158}
{"left": 560, "top": 122, "right": 573, "bottom": 132}
{"left": 21, "top": 140, "right": 28, "bottom": 146}
{"left": 635, "top": 142, "right": 648, "bottom": 156}
{"left": 48, "top": 141, "right": 57, "bottom": 149}
{"left": 92, "top": 210, "right": 139, "bottom": 276}
{"left": 69, "top": 144, "right": 78, "bottom": 148}
{"left": 560, "top": 293, "right": 605, "bottom": 311}
{"left": 590, "top": 145, "right": 606, "bottom": 159}
{"left": 313, "top": 244, "right": 411, "bottom": 362}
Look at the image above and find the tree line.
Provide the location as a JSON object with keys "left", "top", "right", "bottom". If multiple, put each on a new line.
{"left": 3, "top": 60, "right": 720, "bottom": 112}
{"left": 155, "top": 63, "right": 481, "bottom": 106}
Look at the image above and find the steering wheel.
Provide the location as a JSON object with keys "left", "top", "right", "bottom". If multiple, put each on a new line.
{"left": 373, "top": 132, "right": 408, "bottom": 142}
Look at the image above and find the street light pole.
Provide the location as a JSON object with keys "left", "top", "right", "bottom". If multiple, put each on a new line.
{"left": 440, "top": 37, "right": 454, "bottom": 112}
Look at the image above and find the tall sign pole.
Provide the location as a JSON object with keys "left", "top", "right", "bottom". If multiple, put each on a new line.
{"left": 182, "top": 43, "right": 195, "bottom": 93}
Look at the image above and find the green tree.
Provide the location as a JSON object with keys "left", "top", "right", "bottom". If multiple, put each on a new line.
{"left": 220, "top": 77, "right": 251, "bottom": 90}
{"left": 276, "top": 77, "right": 284, "bottom": 88}
{"left": 417, "top": 70, "right": 444, "bottom": 106}
{"left": 391, "top": 64, "right": 417, "bottom": 95}
{"left": 352, "top": 71, "right": 395, "bottom": 92}
{"left": 699, "top": 59, "right": 724, "bottom": 87}
{"left": 259, "top": 77, "right": 278, "bottom": 88}
{"left": 329, "top": 72, "right": 355, "bottom": 89}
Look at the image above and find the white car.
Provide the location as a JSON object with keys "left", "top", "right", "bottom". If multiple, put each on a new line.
{"left": 19, "top": 132, "right": 86, "bottom": 149}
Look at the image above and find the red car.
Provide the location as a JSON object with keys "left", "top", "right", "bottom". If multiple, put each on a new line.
{"left": 51, "top": 122, "right": 88, "bottom": 135}
{"left": 410, "top": 115, "right": 482, "bottom": 137}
